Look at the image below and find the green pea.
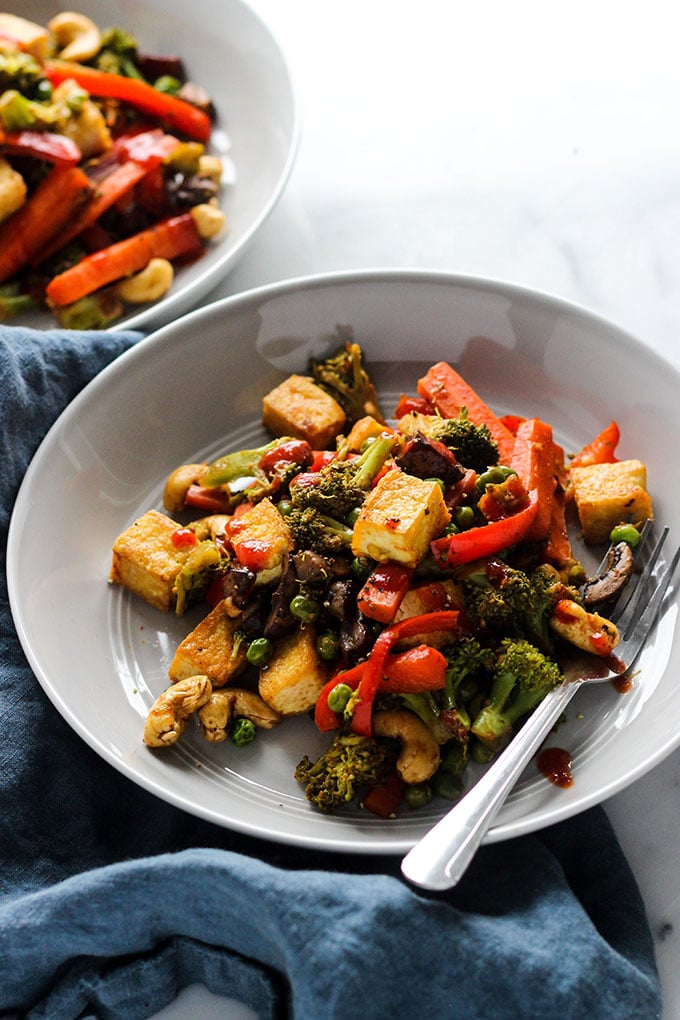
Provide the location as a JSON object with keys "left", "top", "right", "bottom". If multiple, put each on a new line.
{"left": 277, "top": 499, "right": 294, "bottom": 517}
{"left": 327, "top": 682, "right": 353, "bottom": 713}
{"left": 610, "top": 523, "right": 641, "bottom": 548}
{"left": 477, "top": 466, "right": 516, "bottom": 491}
{"left": 316, "top": 632, "right": 340, "bottom": 662}
{"left": 231, "top": 718, "right": 257, "bottom": 747}
{"left": 246, "top": 637, "right": 273, "bottom": 668}
{"left": 404, "top": 783, "right": 433, "bottom": 810}
{"left": 290, "top": 593, "right": 320, "bottom": 623}
{"left": 453, "top": 505, "right": 475, "bottom": 530}
{"left": 426, "top": 477, "right": 446, "bottom": 494}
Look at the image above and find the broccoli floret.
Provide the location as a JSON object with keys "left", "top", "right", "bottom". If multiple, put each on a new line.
{"left": 286, "top": 505, "right": 354, "bottom": 556}
{"left": 311, "top": 341, "right": 385, "bottom": 425}
{"left": 470, "top": 638, "right": 563, "bottom": 752}
{"left": 201, "top": 437, "right": 312, "bottom": 505}
{"left": 94, "top": 27, "right": 143, "bottom": 79}
{"left": 295, "top": 732, "right": 395, "bottom": 812}
{"left": 0, "top": 89, "right": 57, "bottom": 131}
{"left": 411, "top": 409, "right": 499, "bottom": 473}
{"left": 290, "top": 433, "right": 396, "bottom": 519}
{"left": 442, "top": 637, "right": 495, "bottom": 726}
{"left": 0, "top": 52, "right": 49, "bottom": 99}
{"left": 463, "top": 560, "right": 571, "bottom": 653}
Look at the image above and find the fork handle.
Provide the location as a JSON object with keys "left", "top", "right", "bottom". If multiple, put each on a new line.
{"left": 401, "top": 680, "right": 581, "bottom": 891}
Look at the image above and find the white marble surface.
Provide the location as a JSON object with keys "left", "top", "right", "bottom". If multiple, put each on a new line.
{"left": 149, "top": 2, "right": 680, "bottom": 1015}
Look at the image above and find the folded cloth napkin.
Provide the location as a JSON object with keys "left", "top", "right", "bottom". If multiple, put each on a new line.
{"left": 0, "top": 326, "right": 662, "bottom": 1020}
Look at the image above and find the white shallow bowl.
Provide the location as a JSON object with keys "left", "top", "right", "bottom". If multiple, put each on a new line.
{"left": 16, "top": 0, "right": 299, "bottom": 332}
{"left": 8, "top": 269, "right": 680, "bottom": 854}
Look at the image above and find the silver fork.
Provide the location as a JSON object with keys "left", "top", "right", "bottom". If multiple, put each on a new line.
{"left": 401, "top": 527, "right": 680, "bottom": 891}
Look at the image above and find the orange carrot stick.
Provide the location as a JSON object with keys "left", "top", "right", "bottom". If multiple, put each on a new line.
{"left": 45, "top": 213, "right": 203, "bottom": 306}
{"left": 417, "top": 362, "right": 517, "bottom": 465}
{"left": 35, "top": 162, "right": 149, "bottom": 264}
{"left": 510, "top": 418, "right": 557, "bottom": 543}
{"left": 0, "top": 166, "right": 93, "bottom": 283}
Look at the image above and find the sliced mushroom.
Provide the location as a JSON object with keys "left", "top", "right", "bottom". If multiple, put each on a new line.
{"left": 581, "top": 541, "right": 634, "bottom": 608}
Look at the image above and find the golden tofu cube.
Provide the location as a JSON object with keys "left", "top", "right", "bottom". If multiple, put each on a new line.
{"left": 262, "top": 374, "right": 346, "bottom": 449}
{"left": 169, "top": 599, "right": 247, "bottom": 686}
{"left": 258, "top": 625, "right": 329, "bottom": 716}
{"left": 229, "top": 497, "right": 293, "bottom": 576}
{"left": 570, "top": 459, "right": 653, "bottom": 544}
{"left": 110, "top": 509, "right": 194, "bottom": 612}
{"left": 352, "top": 469, "right": 451, "bottom": 567}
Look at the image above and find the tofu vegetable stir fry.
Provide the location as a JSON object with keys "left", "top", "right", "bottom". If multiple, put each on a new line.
{"left": 0, "top": 12, "right": 224, "bottom": 327}
{"left": 110, "top": 343, "right": 654, "bottom": 817}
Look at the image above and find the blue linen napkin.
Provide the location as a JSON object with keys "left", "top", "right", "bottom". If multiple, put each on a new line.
{"left": 0, "top": 325, "right": 662, "bottom": 1020}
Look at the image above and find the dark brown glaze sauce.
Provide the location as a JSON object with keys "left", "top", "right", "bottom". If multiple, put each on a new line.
{"left": 536, "top": 746, "right": 574, "bottom": 788}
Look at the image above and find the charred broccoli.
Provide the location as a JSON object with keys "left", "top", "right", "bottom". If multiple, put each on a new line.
{"left": 295, "top": 732, "right": 396, "bottom": 812}
{"left": 94, "top": 27, "right": 142, "bottom": 78}
{"left": 290, "top": 433, "right": 396, "bottom": 520}
{"left": 470, "top": 638, "right": 563, "bottom": 752}
{"left": 442, "top": 637, "right": 495, "bottom": 726}
{"left": 311, "top": 341, "right": 385, "bottom": 425}
{"left": 0, "top": 51, "right": 48, "bottom": 100}
{"left": 285, "top": 505, "right": 354, "bottom": 556}
{"left": 407, "top": 409, "right": 499, "bottom": 474}
{"left": 463, "top": 561, "right": 572, "bottom": 653}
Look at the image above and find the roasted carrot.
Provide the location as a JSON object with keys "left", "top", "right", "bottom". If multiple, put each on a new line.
{"left": 510, "top": 418, "right": 557, "bottom": 543}
{"left": 35, "top": 162, "right": 149, "bottom": 264}
{"left": 357, "top": 563, "right": 413, "bottom": 623}
{"left": 45, "top": 212, "right": 203, "bottom": 306}
{"left": 0, "top": 166, "right": 94, "bottom": 284}
{"left": 36, "top": 131, "right": 182, "bottom": 263}
{"left": 417, "top": 362, "right": 517, "bottom": 465}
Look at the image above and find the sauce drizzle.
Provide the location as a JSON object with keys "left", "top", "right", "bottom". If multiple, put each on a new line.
{"left": 536, "top": 746, "right": 573, "bottom": 788}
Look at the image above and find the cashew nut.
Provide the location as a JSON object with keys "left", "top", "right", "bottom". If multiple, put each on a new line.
{"left": 550, "top": 598, "right": 619, "bottom": 657}
{"left": 163, "top": 463, "right": 208, "bottom": 512}
{"left": 372, "top": 709, "right": 440, "bottom": 784}
{"left": 189, "top": 514, "right": 230, "bottom": 542}
{"left": 115, "top": 258, "right": 174, "bottom": 305}
{"left": 49, "top": 12, "right": 101, "bottom": 62}
{"left": 144, "top": 675, "right": 213, "bottom": 747}
{"left": 190, "top": 202, "right": 226, "bottom": 239}
{"left": 198, "top": 154, "right": 224, "bottom": 185}
{"left": 198, "top": 688, "right": 281, "bottom": 742}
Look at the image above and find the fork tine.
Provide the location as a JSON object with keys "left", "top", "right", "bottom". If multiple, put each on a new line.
{"left": 617, "top": 543, "right": 680, "bottom": 665}
{"left": 614, "top": 526, "right": 669, "bottom": 633}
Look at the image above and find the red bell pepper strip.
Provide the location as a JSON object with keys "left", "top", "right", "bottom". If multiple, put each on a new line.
{"left": 0, "top": 165, "right": 93, "bottom": 284}
{"left": 183, "top": 484, "right": 233, "bottom": 514}
{"left": 350, "top": 611, "right": 462, "bottom": 737}
{"left": 111, "top": 128, "right": 181, "bottom": 167}
{"left": 430, "top": 489, "right": 539, "bottom": 569}
{"left": 357, "top": 563, "right": 413, "bottom": 623}
{"left": 393, "top": 393, "right": 435, "bottom": 418}
{"left": 44, "top": 61, "right": 212, "bottom": 143}
{"left": 0, "top": 128, "right": 81, "bottom": 166}
{"left": 315, "top": 643, "right": 451, "bottom": 732}
{"left": 360, "top": 772, "right": 406, "bottom": 817}
{"left": 46, "top": 212, "right": 203, "bottom": 306}
{"left": 570, "top": 420, "right": 620, "bottom": 468}
{"left": 417, "top": 361, "right": 517, "bottom": 466}
{"left": 258, "top": 439, "right": 313, "bottom": 474}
